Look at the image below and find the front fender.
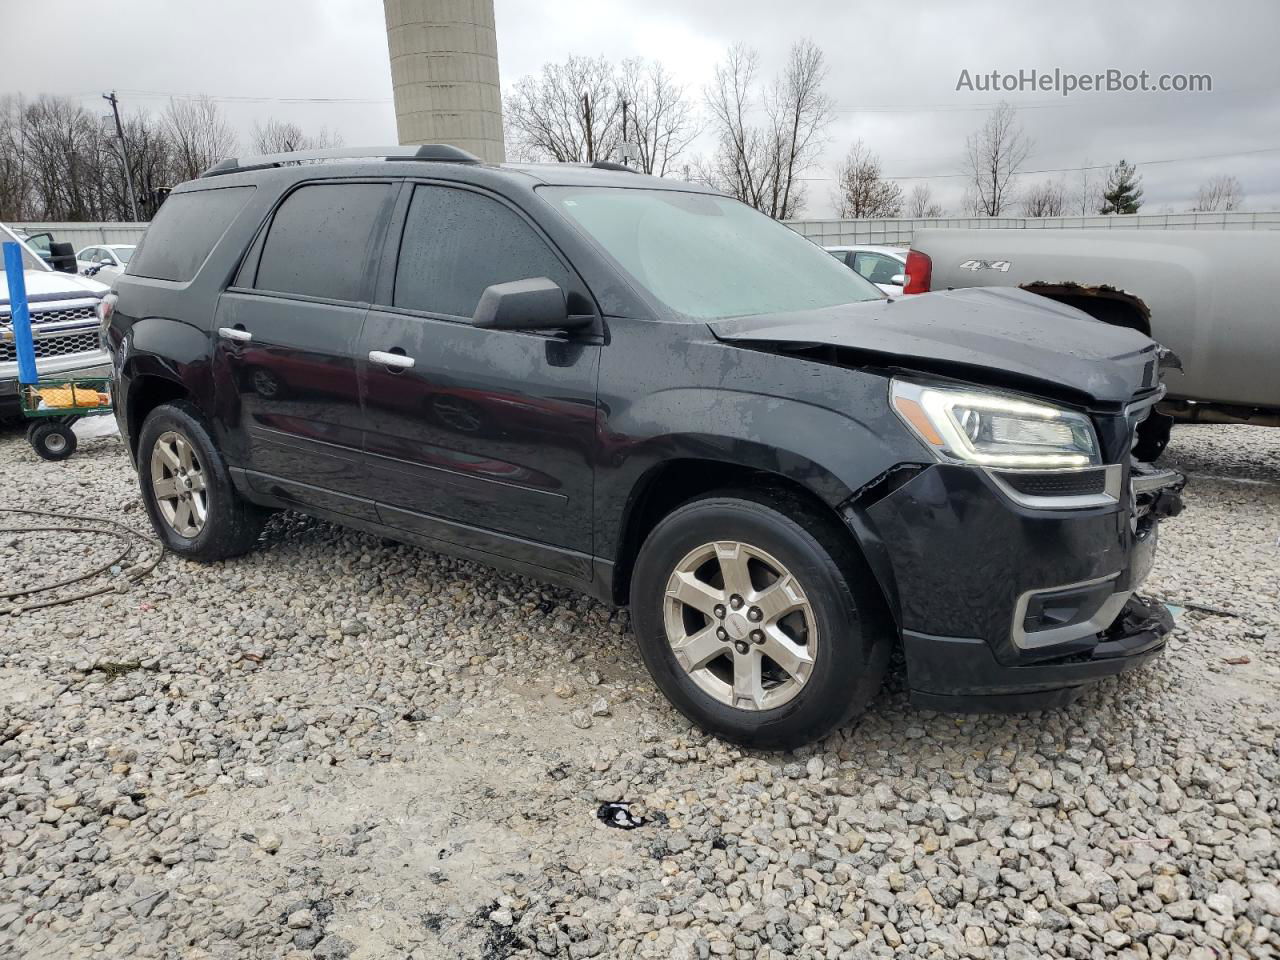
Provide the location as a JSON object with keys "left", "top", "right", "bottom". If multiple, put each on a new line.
{"left": 595, "top": 376, "right": 921, "bottom": 570}
{"left": 608, "top": 385, "right": 909, "bottom": 505}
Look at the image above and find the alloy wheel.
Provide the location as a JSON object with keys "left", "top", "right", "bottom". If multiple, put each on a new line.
{"left": 150, "top": 430, "right": 208, "bottom": 537}
{"left": 663, "top": 540, "right": 818, "bottom": 711}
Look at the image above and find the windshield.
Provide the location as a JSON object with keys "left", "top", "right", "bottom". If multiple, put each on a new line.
{"left": 0, "top": 224, "right": 47, "bottom": 273}
{"left": 542, "top": 187, "right": 883, "bottom": 319}
{"left": 114, "top": 246, "right": 135, "bottom": 264}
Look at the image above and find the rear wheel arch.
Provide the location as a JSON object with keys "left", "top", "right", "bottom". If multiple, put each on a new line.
{"left": 1021, "top": 282, "right": 1152, "bottom": 336}
{"left": 125, "top": 372, "right": 191, "bottom": 458}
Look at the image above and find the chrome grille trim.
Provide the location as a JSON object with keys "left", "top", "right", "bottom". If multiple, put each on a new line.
{"left": 0, "top": 328, "right": 102, "bottom": 362}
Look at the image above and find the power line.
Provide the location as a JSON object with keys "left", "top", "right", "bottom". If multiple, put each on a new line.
{"left": 111, "top": 89, "right": 392, "bottom": 105}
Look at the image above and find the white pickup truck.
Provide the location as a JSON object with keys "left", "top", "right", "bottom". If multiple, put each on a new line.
{"left": 1, "top": 223, "right": 110, "bottom": 420}
{"left": 903, "top": 229, "right": 1279, "bottom": 459}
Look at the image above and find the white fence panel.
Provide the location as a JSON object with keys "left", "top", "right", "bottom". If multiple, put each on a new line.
{"left": 787, "top": 211, "right": 1278, "bottom": 247}
{"left": 11, "top": 222, "right": 149, "bottom": 249}
{"left": 14, "top": 211, "right": 1280, "bottom": 258}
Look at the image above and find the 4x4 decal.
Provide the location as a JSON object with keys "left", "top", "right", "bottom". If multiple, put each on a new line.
{"left": 958, "top": 259, "right": 1012, "bottom": 272}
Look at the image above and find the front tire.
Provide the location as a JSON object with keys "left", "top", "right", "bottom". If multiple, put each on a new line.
{"left": 137, "top": 401, "right": 265, "bottom": 561}
{"left": 630, "top": 490, "right": 891, "bottom": 749}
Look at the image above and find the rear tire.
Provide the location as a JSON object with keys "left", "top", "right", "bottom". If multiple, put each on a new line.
{"left": 29, "top": 422, "right": 77, "bottom": 461}
{"left": 137, "top": 401, "right": 265, "bottom": 561}
{"left": 630, "top": 489, "right": 891, "bottom": 749}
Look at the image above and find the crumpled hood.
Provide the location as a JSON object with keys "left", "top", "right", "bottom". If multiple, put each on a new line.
{"left": 707, "top": 286, "right": 1161, "bottom": 406}
{"left": 1, "top": 269, "right": 108, "bottom": 307}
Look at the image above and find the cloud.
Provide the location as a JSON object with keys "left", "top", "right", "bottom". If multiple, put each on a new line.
{"left": 5, "top": 0, "right": 1277, "bottom": 215}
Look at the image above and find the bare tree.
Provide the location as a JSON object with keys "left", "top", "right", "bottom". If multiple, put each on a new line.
{"left": 701, "top": 44, "right": 766, "bottom": 207}
{"left": 504, "top": 55, "right": 622, "bottom": 164}
{"left": 1021, "top": 178, "right": 1067, "bottom": 217}
{"left": 1193, "top": 174, "right": 1244, "bottom": 212}
{"left": 19, "top": 96, "right": 105, "bottom": 221}
{"left": 617, "top": 59, "right": 695, "bottom": 176}
{"left": 908, "top": 182, "right": 944, "bottom": 218}
{"left": 0, "top": 96, "right": 31, "bottom": 221}
{"left": 1072, "top": 160, "right": 1104, "bottom": 215}
{"left": 767, "top": 40, "right": 834, "bottom": 219}
{"left": 963, "top": 102, "right": 1032, "bottom": 217}
{"left": 250, "top": 118, "right": 343, "bottom": 155}
{"left": 702, "top": 40, "right": 834, "bottom": 219}
{"left": 0, "top": 94, "right": 190, "bottom": 221}
{"left": 121, "top": 111, "right": 180, "bottom": 218}
{"left": 164, "top": 95, "right": 237, "bottom": 182}
{"left": 832, "top": 141, "right": 902, "bottom": 218}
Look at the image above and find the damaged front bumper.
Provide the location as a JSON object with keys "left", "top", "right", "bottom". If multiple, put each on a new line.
{"left": 858, "top": 460, "right": 1185, "bottom": 712}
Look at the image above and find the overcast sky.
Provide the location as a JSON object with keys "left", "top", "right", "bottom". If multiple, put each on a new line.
{"left": 4, "top": 0, "right": 1278, "bottom": 217}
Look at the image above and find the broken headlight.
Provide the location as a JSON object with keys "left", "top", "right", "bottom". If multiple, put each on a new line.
{"left": 890, "top": 379, "right": 1101, "bottom": 469}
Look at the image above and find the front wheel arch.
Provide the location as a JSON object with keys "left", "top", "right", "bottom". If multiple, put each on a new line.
{"left": 611, "top": 459, "right": 897, "bottom": 635}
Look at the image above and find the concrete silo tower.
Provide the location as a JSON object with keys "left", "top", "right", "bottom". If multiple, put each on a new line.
{"left": 382, "top": 0, "right": 505, "bottom": 162}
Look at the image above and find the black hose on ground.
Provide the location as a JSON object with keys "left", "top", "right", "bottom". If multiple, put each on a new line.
{"left": 0, "top": 507, "right": 164, "bottom": 615}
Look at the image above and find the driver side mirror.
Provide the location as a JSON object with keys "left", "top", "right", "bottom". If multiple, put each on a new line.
{"left": 472, "top": 277, "right": 591, "bottom": 331}
{"left": 890, "top": 274, "right": 905, "bottom": 286}
{"left": 49, "top": 241, "right": 79, "bottom": 274}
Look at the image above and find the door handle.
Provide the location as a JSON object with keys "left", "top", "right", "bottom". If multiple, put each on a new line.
{"left": 218, "top": 326, "right": 252, "bottom": 342}
{"left": 369, "top": 350, "right": 415, "bottom": 370}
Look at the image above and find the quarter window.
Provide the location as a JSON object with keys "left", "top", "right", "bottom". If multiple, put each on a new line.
{"left": 393, "top": 185, "right": 572, "bottom": 318}
{"left": 254, "top": 183, "right": 391, "bottom": 302}
{"left": 128, "top": 186, "right": 255, "bottom": 282}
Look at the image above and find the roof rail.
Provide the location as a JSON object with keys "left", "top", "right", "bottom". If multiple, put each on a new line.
{"left": 591, "top": 160, "right": 639, "bottom": 173}
{"left": 200, "top": 144, "right": 481, "bottom": 178}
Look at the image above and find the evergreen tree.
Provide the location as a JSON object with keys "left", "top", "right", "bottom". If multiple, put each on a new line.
{"left": 1100, "top": 159, "right": 1143, "bottom": 214}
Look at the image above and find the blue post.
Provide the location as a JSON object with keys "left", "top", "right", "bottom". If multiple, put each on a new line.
{"left": 3, "top": 242, "right": 38, "bottom": 385}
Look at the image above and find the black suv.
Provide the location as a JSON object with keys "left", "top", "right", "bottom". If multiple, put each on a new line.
{"left": 105, "top": 145, "right": 1184, "bottom": 748}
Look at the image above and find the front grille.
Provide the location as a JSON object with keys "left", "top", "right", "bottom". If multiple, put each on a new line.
{"left": 0, "top": 305, "right": 97, "bottom": 326}
{"left": 29, "top": 305, "right": 96, "bottom": 326}
{"left": 998, "top": 469, "right": 1108, "bottom": 497}
{"left": 0, "top": 304, "right": 102, "bottom": 363}
{"left": 0, "top": 329, "right": 101, "bottom": 362}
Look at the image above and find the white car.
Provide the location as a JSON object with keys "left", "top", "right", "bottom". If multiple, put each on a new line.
{"left": 76, "top": 244, "right": 135, "bottom": 280}
{"left": 824, "top": 245, "right": 908, "bottom": 295}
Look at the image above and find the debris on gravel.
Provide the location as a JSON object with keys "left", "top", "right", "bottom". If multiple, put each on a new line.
{"left": 0, "top": 422, "right": 1276, "bottom": 959}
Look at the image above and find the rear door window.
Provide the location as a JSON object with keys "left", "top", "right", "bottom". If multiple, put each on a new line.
{"left": 253, "top": 182, "right": 392, "bottom": 303}
{"left": 128, "top": 186, "right": 255, "bottom": 282}
{"left": 392, "top": 184, "right": 572, "bottom": 319}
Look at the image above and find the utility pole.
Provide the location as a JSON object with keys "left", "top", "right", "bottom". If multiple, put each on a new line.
{"left": 582, "top": 93, "right": 594, "bottom": 162}
{"left": 102, "top": 91, "right": 140, "bottom": 222}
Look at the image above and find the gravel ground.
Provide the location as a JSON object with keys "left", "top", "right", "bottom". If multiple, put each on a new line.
{"left": 0, "top": 420, "right": 1276, "bottom": 960}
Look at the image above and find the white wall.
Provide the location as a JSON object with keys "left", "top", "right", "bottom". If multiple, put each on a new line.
{"left": 16, "top": 209, "right": 1280, "bottom": 256}
{"left": 788, "top": 211, "right": 1280, "bottom": 247}
{"left": 12, "top": 222, "right": 148, "bottom": 249}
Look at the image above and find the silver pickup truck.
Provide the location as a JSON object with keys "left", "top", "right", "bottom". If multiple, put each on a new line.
{"left": 905, "top": 229, "right": 1279, "bottom": 459}
{"left": 1, "top": 223, "right": 110, "bottom": 420}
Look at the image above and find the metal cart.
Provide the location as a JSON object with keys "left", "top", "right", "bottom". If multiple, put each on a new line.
{"left": 3, "top": 239, "right": 114, "bottom": 461}
{"left": 17, "top": 378, "right": 114, "bottom": 461}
